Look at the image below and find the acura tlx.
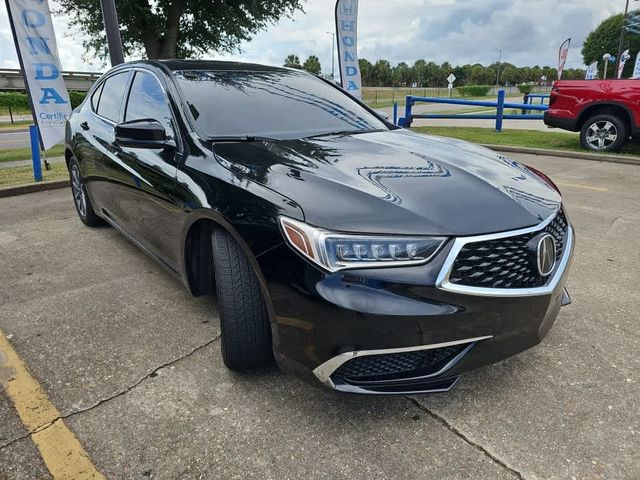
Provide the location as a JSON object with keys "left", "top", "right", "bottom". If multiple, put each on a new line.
{"left": 64, "top": 60, "right": 574, "bottom": 395}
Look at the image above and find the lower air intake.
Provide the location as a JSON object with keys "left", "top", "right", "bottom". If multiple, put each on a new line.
{"left": 332, "top": 344, "right": 468, "bottom": 384}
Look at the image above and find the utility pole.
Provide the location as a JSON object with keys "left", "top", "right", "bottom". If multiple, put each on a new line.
{"left": 495, "top": 49, "right": 502, "bottom": 86}
{"left": 100, "top": 0, "right": 124, "bottom": 66}
{"left": 327, "top": 32, "right": 336, "bottom": 81}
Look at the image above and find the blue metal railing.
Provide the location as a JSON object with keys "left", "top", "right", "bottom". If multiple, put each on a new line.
{"left": 399, "top": 89, "right": 549, "bottom": 131}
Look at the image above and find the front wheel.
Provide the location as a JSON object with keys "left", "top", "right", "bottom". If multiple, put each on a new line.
{"left": 212, "top": 228, "right": 273, "bottom": 370}
{"left": 68, "top": 157, "right": 103, "bottom": 227}
{"left": 580, "top": 114, "right": 628, "bottom": 152}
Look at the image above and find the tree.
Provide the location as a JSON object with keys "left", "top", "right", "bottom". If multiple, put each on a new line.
{"left": 56, "top": 0, "right": 303, "bottom": 60}
{"left": 372, "top": 60, "right": 392, "bottom": 86}
{"left": 302, "top": 55, "right": 321, "bottom": 75}
{"left": 359, "top": 58, "right": 374, "bottom": 85}
{"left": 582, "top": 10, "right": 640, "bottom": 78}
{"left": 284, "top": 54, "right": 302, "bottom": 69}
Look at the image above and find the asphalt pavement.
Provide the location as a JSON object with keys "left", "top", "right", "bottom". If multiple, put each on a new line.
{"left": 0, "top": 130, "right": 30, "bottom": 150}
{"left": 0, "top": 152, "right": 638, "bottom": 479}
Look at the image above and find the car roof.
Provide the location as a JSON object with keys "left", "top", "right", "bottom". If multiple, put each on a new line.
{"left": 128, "top": 59, "right": 291, "bottom": 73}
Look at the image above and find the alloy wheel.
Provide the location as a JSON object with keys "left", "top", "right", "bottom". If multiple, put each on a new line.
{"left": 585, "top": 121, "right": 618, "bottom": 150}
{"left": 70, "top": 164, "right": 87, "bottom": 218}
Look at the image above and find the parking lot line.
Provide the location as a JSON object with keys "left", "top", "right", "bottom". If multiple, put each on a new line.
{"left": 555, "top": 181, "right": 608, "bottom": 192}
{"left": 0, "top": 329, "right": 104, "bottom": 479}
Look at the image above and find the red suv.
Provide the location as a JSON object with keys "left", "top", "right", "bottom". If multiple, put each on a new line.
{"left": 544, "top": 80, "right": 640, "bottom": 152}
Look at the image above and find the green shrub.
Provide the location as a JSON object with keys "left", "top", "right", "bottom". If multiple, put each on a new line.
{"left": 68, "top": 91, "right": 87, "bottom": 109}
{"left": 457, "top": 85, "right": 492, "bottom": 97}
{"left": 517, "top": 84, "right": 534, "bottom": 95}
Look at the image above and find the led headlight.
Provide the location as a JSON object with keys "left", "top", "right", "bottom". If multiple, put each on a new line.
{"left": 279, "top": 216, "right": 446, "bottom": 272}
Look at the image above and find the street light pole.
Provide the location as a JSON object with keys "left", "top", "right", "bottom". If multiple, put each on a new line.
{"left": 327, "top": 32, "right": 336, "bottom": 81}
{"left": 100, "top": 0, "right": 124, "bottom": 66}
{"left": 495, "top": 49, "right": 502, "bottom": 86}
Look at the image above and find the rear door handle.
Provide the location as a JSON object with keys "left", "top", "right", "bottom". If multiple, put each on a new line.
{"left": 80, "top": 121, "right": 90, "bottom": 130}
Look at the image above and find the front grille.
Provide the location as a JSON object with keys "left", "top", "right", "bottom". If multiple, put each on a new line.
{"left": 449, "top": 209, "right": 568, "bottom": 289}
{"left": 332, "top": 344, "right": 467, "bottom": 384}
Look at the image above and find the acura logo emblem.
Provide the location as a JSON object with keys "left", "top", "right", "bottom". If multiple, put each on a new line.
{"left": 536, "top": 234, "right": 557, "bottom": 277}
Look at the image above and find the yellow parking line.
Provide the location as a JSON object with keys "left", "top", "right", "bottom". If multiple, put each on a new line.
{"left": 0, "top": 329, "right": 104, "bottom": 479}
{"left": 556, "top": 182, "right": 608, "bottom": 192}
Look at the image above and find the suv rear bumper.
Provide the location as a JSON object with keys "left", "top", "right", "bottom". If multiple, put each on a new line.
{"left": 544, "top": 112, "right": 578, "bottom": 131}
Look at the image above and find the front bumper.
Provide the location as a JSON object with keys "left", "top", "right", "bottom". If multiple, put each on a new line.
{"left": 258, "top": 217, "right": 574, "bottom": 395}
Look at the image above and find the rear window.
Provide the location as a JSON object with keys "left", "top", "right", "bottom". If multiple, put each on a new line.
{"left": 173, "top": 69, "right": 387, "bottom": 139}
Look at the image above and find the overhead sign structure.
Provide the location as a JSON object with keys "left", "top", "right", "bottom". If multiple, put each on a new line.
{"left": 617, "top": 49, "right": 631, "bottom": 79}
{"left": 557, "top": 38, "right": 571, "bottom": 80}
{"left": 585, "top": 61, "right": 598, "bottom": 80}
{"left": 335, "top": 0, "right": 362, "bottom": 99}
{"left": 6, "top": 0, "right": 71, "bottom": 150}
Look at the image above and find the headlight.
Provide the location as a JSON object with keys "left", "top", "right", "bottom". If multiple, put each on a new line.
{"left": 279, "top": 216, "right": 446, "bottom": 272}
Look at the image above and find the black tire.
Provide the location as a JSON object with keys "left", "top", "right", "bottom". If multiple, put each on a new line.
{"left": 212, "top": 228, "right": 273, "bottom": 370}
{"left": 68, "top": 156, "right": 103, "bottom": 227}
{"left": 580, "top": 114, "right": 628, "bottom": 152}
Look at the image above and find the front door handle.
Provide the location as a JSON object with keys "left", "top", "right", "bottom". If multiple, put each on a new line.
{"left": 80, "top": 121, "right": 90, "bottom": 130}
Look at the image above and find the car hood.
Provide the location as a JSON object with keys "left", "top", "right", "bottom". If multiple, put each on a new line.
{"left": 212, "top": 129, "right": 561, "bottom": 236}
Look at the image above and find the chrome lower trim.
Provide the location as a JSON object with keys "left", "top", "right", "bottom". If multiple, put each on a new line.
{"left": 313, "top": 335, "right": 493, "bottom": 388}
{"left": 435, "top": 211, "right": 574, "bottom": 297}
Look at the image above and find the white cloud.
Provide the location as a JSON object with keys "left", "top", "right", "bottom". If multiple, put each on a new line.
{"left": 0, "top": 0, "right": 630, "bottom": 73}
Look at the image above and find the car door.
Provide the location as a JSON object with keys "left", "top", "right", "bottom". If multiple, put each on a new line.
{"left": 107, "top": 69, "right": 184, "bottom": 270}
{"left": 75, "top": 71, "right": 131, "bottom": 214}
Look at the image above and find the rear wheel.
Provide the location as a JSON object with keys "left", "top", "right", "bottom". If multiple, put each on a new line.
{"left": 212, "top": 228, "right": 273, "bottom": 370}
{"left": 580, "top": 114, "right": 628, "bottom": 152}
{"left": 68, "top": 157, "right": 103, "bottom": 227}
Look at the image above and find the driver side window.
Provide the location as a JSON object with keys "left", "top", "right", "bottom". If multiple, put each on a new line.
{"left": 124, "top": 71, "right": 175, "bottom": 139}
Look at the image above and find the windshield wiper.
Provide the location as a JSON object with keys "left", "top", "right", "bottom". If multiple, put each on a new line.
{"left": 304, "top": 129, "right": 386, "bottom": 139}
{"left": 206, "top": 135, "right": 280, "bottom": 143}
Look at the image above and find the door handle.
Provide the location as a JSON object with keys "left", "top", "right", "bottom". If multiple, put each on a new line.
{"left": 80, "top": 121, "right": 90, "bottom": 130}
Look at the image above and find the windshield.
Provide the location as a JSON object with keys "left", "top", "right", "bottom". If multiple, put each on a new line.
{"left": 173, "top": 69, "right": 388, "bottom": 140}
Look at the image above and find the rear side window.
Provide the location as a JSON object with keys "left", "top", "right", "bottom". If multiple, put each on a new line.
{"left": 90, "top": 82, "right": 104, "bottom": 111}
{"left": 96, "top": 72, "right": 129, "bottom": 122}
{"left": 124, "top": 71, "right": 174, "bottom": 137}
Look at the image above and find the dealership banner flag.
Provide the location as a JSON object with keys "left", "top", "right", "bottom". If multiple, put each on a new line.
{"left": 585, "top": 61, "right": 598, "bottom": 80}
{"left": 633, "top": 52, "right": 640, "bottom": 78}
{"left": 335, "top": 0, "right": 362, "bottom": 99}
{"left": 618, "top": 49, "right": 631, "bottom": 79}
{"left": 6, "top": 0, "right": 71, "bottom": 149}
{"left": 557, "top": 38, "right": 571, "bottom": 80}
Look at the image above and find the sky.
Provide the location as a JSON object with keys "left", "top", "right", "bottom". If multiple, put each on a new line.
{"left": 0, "top": 0, "right": 631, "bottom": 74}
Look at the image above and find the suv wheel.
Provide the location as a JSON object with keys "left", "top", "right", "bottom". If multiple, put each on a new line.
{"left": 580, "top": 114, "right": 628, "bottom": 152}
{"left": 69, "top": 157, "right": 103, "bottom": 227}
{"left": 212, "top": 228, "right": 273, "bottom": 370}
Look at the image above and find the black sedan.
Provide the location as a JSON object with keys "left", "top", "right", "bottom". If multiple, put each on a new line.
{"left": 65, "top": 60, "right": 574, "bottom": 395}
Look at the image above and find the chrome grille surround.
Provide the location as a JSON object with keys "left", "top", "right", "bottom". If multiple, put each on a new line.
{"left": 436, "top": 208, "right": 574, "bottom": 297}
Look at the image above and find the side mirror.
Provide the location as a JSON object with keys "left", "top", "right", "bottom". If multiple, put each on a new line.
{"left": 374, "top": 109, "right": 390, "bottom": 120}
{"left": 115, "top": 119, "right": 168, "bottom": 149}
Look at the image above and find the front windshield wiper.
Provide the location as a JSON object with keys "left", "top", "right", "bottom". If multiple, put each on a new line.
{"left": 304, "top": 129, "right": 386, "bottom": 139}
{"left": 206, "top": 135, "right": 280, "bottom": 143}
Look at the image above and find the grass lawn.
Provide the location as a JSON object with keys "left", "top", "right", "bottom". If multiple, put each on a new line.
{"left": 0, "top": 144, "right": 65, "bottom": 163}
{"left": 411, "top": 126, "right": 640, "bottom": 157}
{"left": 0, "top": 161, "right": 68, "bottom": 188}
{"left": 0, "top": 120, "right": 32, "bottom": 130}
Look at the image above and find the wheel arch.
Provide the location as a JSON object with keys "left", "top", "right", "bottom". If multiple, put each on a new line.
{"left": 181, "top": 211, "right": 276, "bottom": 322}
{"left": 577, "top": 102, "right": 633, "bottom": 132}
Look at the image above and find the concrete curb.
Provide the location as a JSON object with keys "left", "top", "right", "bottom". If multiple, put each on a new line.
{"left": 482, "top": 144, "right": 640, "bottom": 166}
{"left": 0, "top": 180, "right": 69, "bottom": 198}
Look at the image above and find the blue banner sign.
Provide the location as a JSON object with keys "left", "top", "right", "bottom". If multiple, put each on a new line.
{"left": 335, "top": 0, "right": 362, "bottom": 99}
{"left": 6, "top": 0, "right": 71, "bottom": 149}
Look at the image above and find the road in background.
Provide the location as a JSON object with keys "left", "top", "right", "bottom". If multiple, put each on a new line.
{"left": 0, "top": 153, "right": 638, "bottom": 479}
